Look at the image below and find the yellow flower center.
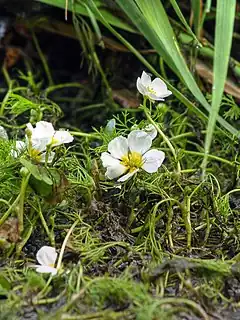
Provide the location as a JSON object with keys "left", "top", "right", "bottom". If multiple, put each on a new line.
{"left": 51, "top": 137, "right": 59, "bottom": 145}
{"left": 29, "top": 148, "right": 42, "bottom": 162}
{"left": 147, "top": 86, "right": 156, "bottom": 95}
{"left": 48, "top": 263, "right": 55, "bottom": 267}
{"left": 121, "top": 152, "right": 143, "bottom": 172}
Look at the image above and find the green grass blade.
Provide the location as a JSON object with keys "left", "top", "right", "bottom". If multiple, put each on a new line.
{"left": 191, "top": 0, "right": 202, "bottom": 38}
{"left": 114, "top": 0, "right": 238, "bottom": 136}
{"left": 85, "top": 0, "right": 237, "bottom": 137}
{"left": 202, "top": 0, "right": 237, "bottom": 172}
{"left": 37, "top": 0, "right": 238, "bottom": 137}
{"left": 36, "top": 0, "right": 137, "bottom": 33}
{"left": 169, "top": 0, "right": 201, "bottom": 45}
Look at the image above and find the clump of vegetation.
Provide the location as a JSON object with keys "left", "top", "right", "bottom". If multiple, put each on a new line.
{"left": 0, "top": 0, "right": 240, "bottom": 319}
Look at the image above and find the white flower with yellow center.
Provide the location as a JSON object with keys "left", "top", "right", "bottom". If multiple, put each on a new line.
{"left": 101, "top": 130, "right": 165, "bottom": 182}
{"left": 137, "top": 71, "right": 172, "bottom": 101}
{"left": 13, "top": 121, "right": 73, "bottom": 163}
{"left": 33, "top": 246, "right": 58, "bottom": 275}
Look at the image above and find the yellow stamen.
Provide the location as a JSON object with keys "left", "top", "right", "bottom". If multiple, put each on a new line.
{"left": 48, "top": 263, "right": 55, "bottom": 267}
{"left": 147, "top": 86, "right": 156, "bottom": 95}
{"left": 29, "top": 148, "right": 42, "bottom": 162}
{"left": 121, "top": 151, "right": 143, "bottom": 172}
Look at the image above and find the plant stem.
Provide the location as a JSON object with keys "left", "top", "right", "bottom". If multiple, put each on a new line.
{"left": 0, "top": 81, "right": 13, "bottom": 116}
{"left": 18, "top": 173, "right": 31, "bottom": 234}
{"left": 143, "top": 105, "right": 181, "bottom": 174}
{"left": 37, "top": 200, "right": 55, "bottom": 246}
{"left": 181, "top": 198, "right": 192, "bottom": 250}
{"left": 70, "top": 131, "right": 101, "bottom": 139}
{"left": 0, "top": 194, "right": 21, "bottom": 226}
{"left": 45, "top": 82, "right": 87, "bottom": 96}
{"left": 16, "top": 221, "right": 35, "bottom": 257}
{"left": 2, "top": 65, "right": 11, "bottom": 88}
{"left": 31, "top": 30, "right": 54, "bottom": 86}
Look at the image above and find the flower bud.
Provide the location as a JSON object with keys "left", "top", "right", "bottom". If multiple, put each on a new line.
{"left": 20, "top": 166, "right": 30, "bottom": 177}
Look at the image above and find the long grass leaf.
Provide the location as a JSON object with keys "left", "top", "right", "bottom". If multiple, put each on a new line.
{"left": 114, "top": 0, "right": 238, "bottom": 136}
{"left": 202, "top": 0, "right": 236, "bottom": 172}
{"left": 37, "top": 0, "right": 137, "bottom": 33}
{"left": 169, "top": 0, "right": 201, "bottom": 45}
{"left": 85, "top": 0, "right": 237, "bottom": 138}
{"left": 190, "top": 0, "right": 202, "bottom": 38}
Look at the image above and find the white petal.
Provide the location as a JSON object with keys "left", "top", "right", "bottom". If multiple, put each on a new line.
{"left": 136, "top": 77, "right": 147, "bottom": 95}
{"left": 39, "top": 151, "right": 55, "bottom": 163}
{"left": 31, "top": 137, "right": 50, "bottom": 152}
{"left": 35, "top": 265, "right": 58, "bottom": 275}
{"left": 108, "top": 136, "right": 128, "bottom": 159}
{"left": 26, "top": 123, "right": 34, "bottom": 133}
{"left": 142, "top": 149, "right": 165, "bottom": 173}
{"left": 34, "top": 121, "right": 55, "bottom": 138}
{"left": 0, "top": 126, "right": 8, "bottom": 140}
{"left": 52, "top": 130, "right": 74, "bottom": 147}
{"left": 11, "top": 141, "right": 26, "bottom": 158}
{"left": 16, "top": 140, "right": 26, "bottom": 150}
{"left": 140, "top": 71, "right": 151, "bottom": 87}
{"left": 105, "top": 163, "right": 127, "bottom": 180}
{"left": 101, "top": 152, "right": 120, "bottom": 168}
{"left": 144, "top": 124, "right": 157, "bottom": 140}
{"left": 36, "top": 246, "right": 57, "bottom": 267}
{"left": 148, "top": 93, "right": 165, "bottom": 101}
{"left": 117, "top": 169, "right": 139, "bottom": 182}
{"left": 128, "top": 130, "right": 152, "bottom": 155}
{"left": 151, "top": 78, "right": 172, "bottom": 99}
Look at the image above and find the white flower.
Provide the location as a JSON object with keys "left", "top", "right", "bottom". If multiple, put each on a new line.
{"left": 136, "top": 71, "right": 172, "bottom": 101}
{"left": 33, "top": 246, "right": 58, "bottom": 275}
{"left": 143, "top": 124, "right": 157, "bottom": 140}
{"left": 26, "top": 121, "right": 74, "bottom": 149}
{"left": 0, "top": 126, "right": 8, "bottom": 140}
{"left": 101, "top": 130, "right": 165, "bottom": 182}
{"left": 11, "top": 141, "right": 26, "bottom": 158}
{"left": 12, "top": 121, "right": 73, "bottom": 163}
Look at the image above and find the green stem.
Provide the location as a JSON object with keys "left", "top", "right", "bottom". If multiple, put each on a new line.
{"left": 131, "top": 198, "right": 180, "bottom": 234}
{"left": 32, "top": 290, "right": 66, "bottom": 305}
{"left": 31, "top": 30, "right": 54, "bottom": 86}
{"left": 37, "top": 200, "right": 55, "bottom": 246}
{"left": 182, "top": 149, "right": 235, "bottom": 166}
{"left": 143, "top": 105, "right": 181, "bottom": 174}
{"left": 0, "top": 81, "right": 13, "bottom": 116}
{"left": 92, "top": 52, "right": 112, "bottom": 99}
{"left": 16, "top": 221, "right": 35, "bottom": 257}
{"left": 166, "top": 205, "right": 174, "bottom": 249}
{"left": 2, "top": 66, "right": 11, "bottom": 88}
{"left": 35, "top": 276, "right": 53, "bottom": 300}
{"left": 181, "top": 198, "right": 192, "bottom": 250}
{"left": 161, "top": 147, "right": 235, "bottom": 167}
{"left": 154, "top": 297, "right": 209, "bottom": 320}
{"left": 0, "top": 194, "right": 21, "bottom": 226}
{"left": 70, "top": 131, "right": 101, "bottom": 139}
{"left": 45, "top": 82, "right": 87, "bottom": 96}
{"left": 77, "top": 103, "right": 105, "bottom": 112}
{"left": 18, "top": 173, "right": 31, "bottom": 234}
